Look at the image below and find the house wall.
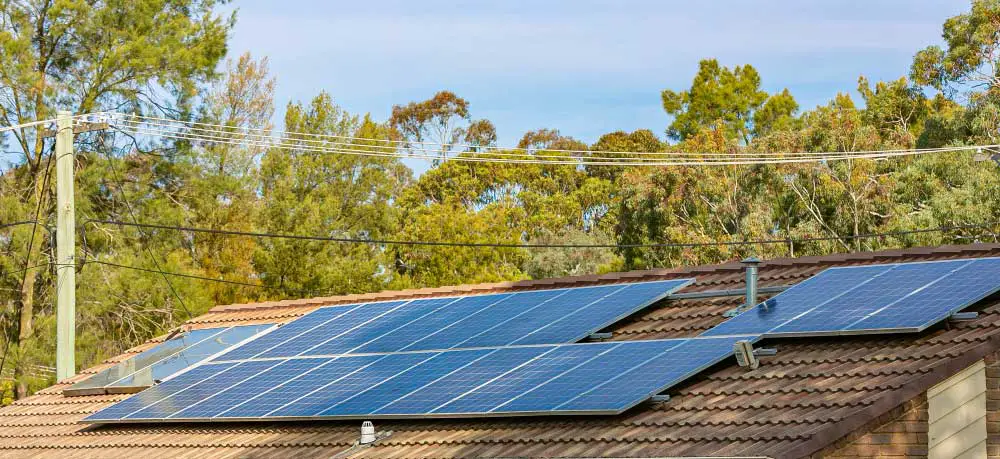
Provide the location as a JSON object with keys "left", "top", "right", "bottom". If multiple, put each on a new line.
{"left": 928, "top": 359, "right": 987, "bottom": 459}
{"left": 821, "top": 357, "right": 993, "bottom": 459}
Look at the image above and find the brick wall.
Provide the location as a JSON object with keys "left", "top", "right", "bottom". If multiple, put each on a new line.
{"left": 987, "top": 352, "right": 1000, "bottom": 458}
{"left": 819, "top": 351, "right": 1000, "bottom": 459}
{"left": 821, "top": 397, "right": 929, "bottom": 458}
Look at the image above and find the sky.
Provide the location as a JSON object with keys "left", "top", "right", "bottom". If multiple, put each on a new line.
{"left": 226, "top": 0, "right": 967, "bottom": 148}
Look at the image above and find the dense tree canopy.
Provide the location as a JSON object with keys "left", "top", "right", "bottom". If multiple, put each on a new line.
{"left": 2, "top": 0, "right": 1000, "bottom": 403}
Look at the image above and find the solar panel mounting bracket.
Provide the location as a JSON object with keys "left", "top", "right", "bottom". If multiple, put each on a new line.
{"left": 588, "top": 332, "right": 613, "bottom": 341}
{"left": 949, "top": 312, "right": 979, "bottom": 321}
{"left": 752, "top": 348, "right": 777, "bottom": 357}
{"left": 650, "top": 394, "right": 671, "bottom": 403}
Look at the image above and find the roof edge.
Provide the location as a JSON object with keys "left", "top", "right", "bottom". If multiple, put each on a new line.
{"left": 208, "top": 243, "right": 1000, "bottom": 315}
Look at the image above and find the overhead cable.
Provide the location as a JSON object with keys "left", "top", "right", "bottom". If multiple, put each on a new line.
{"left": 87, "top": 219, "right": 1000, "bottom": 250}
{"left": 112, "top": 121, "right": 983, "bottom": 167}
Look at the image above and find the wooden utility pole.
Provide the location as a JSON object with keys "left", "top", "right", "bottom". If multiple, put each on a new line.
{"left": 54, "top": 111, "right": 76, "bottom": 381}
{"left": 42, "top": 112, "right": 107, "bottom": 381}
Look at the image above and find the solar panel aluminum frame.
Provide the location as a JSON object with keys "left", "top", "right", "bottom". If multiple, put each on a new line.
{"left": 82, "top": 335, "right": 758, "bottom": 424}
{"left": 215, "top": 278, "right": 695, "bottom": 359}
{"left": 83, "top": 324, "right": 279, "bottom": 396}
{"left": 734, "top": 258, "right": 1000, "bottom": 339}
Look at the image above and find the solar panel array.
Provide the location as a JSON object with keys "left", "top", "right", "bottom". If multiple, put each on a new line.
{"left": 85, "top": 256, "right": 1000, "bottom": 425}
{"left": 703, "top": 257, "right": 1000, "bottom": 338}
{"left": 85, "top": 335, "right": 751, "bottom": 422}
{"left": 219, "top": 279, "right": 693, "bottom": 360}
{"left": 66, "top": 324, "right": 273, "bottom": 396}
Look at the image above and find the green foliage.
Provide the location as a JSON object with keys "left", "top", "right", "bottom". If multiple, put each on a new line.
{"left": 256, "top": 95, "right": 410, "bottom": 297}
{"left": 911, "top": 0, "right": 1000, "bottom": 93}
{"left": 662, "top": 59, "right": 796, "bottom": 144}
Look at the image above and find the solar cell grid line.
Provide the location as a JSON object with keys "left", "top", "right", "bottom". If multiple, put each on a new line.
{"left": 369, "top": 347, "right": 505, "bottom": 415}
{"left": 428, "top": 346, "right": 563, "bottom": 414}
{"left": 84, "top": 362, "right": 237, "bottom": 421}
{"left": 511, "top": 279, "right": 693, "bottom": 346}
{"left": 125, "top": 360, "right": 283, "bottom": 419}
{"left": 168, "top": 358, "right": 329, "bottom": 419}
{"left": 700, "top": 264, "right": 894, "bottom": 337}
{"left": 317, "top": 349, "right": 490, "bottom": 417}
{"left": 357, "top": 293, "right": 513, "bottom": 354}
{"left": 216, "top": 303, "right": 367, "bottom": 361}
{"left": 557, "top": 336, "right": 745, "bottom": 411}
{"left": 767, "top": 260, "right": 970, "bottom": 334}
{"left": 217, "top": 355, "right": 382, "bottom": 418}
{"left": 499, "top": 339, "right": 686, "bottom": 413}
{"left": 396, "top": 289, "right": 571, "bottom": 352}
{"left": 301, "top": 297, "right": 462, "bottom": 356}
{"left": 451, "top": 285, "right": 627, "bottom": 349}
{"left": 487, "top": 342, "right": 624, "bottom": 413}
{"left": 258, "top": 300, "right": 410, "bottom": 358}
{"left": 268, "top": 352, "right": 437, "bottom": 418}
{"left": 373, "top": 346, "right": 550, "bottom": 415}
{"left": 435, "top": 344, "right": 617, "bottom": 414}
{"left": 846, "top": 257, "right": 1000, "bottom": 332}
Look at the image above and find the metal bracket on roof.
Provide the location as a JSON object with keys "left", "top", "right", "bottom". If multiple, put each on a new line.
{"left": 753, "top": 348, "right": 778, "bottom": 357}
{"left": 588, "top": 332, "right": 613, "bottom": 341}
{"left": 650, "top": 394, "right": 671, "bottom": 403}
{"left": 950, "top": 312, "right": 979, "bottom": 321}
{"left": 733, "top": 340, "right": 760, "bottom": 370}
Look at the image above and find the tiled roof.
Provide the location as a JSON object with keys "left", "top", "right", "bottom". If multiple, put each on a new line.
{"left": 3, "top": 243, "right": 1000, "bottom": 458}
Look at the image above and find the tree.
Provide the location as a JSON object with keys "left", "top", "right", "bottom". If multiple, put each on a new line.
{"left": 911, "top": 1, "right": 1000, "bottom": 143}
{"left": 390, "top": 91, "right": 471, "bottom": 159}
{"left": 857, "top": 76, "right": 927, "bottom": 147}
{"left": 256, "top": 94, "right": 410, "bottom": 297}
{"left": 0, "top": 0, "right": 230, "bottom": 399}
{"left": 183, "top": 52, "right": 275, "bottom": 306}
{"left": 587, "top": 129, "right": 663, "bottom": 181}
{"left": 662, "top": 59, "right": 796, "bottom": 144}
{"left": 517, "top": 129, "right": 588, "bottom": 152}
{"left": 911, "top": 0, "right": 1000, "bottom": 94}
{"left": 460, "top": 119, "right": 497, "bottom": 151}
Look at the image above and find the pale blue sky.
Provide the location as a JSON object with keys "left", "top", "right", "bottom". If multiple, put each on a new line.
{"left": 226, "top": 0, "right": 966, "bottom": 147}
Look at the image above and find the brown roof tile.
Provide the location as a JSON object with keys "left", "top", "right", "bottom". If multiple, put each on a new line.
{"left": 3, "top": 243, "right": 1000, "bottom": 458}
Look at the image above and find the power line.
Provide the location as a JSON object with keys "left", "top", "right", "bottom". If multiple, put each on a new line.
{"left": 116, "top": 114, "right": 892, "bottom": 159}
{"left": 85, "top": 258, "right": 347, "bottom": 299}
{"left": 0, "top": 221, "right": 39, "bottom": 230}
{"left": 116, "top": 112, "right": 994, "bottom": 161}
{"left": 109, "top": 114, "right": 987, "bottom": 166}
{"left": 99, "top": 139, "right": 194, "bottom": 320}
{"left": 86, "top": 259, "right": 262, "bottom": 288}
{"left": 86, "top": 219, "right": 1000, "bottom": 250}
{"left": 116, "top": 121, "right": 980, "bottom": 166}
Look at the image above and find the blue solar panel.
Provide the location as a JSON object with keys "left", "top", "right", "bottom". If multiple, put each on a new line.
{"left": 703, "top": 258, "right": 1000, "bottom": 338}
{"left": 84, "top": 335, "right": 753, "bottom": 423}
{"left": 66, "top": 324, "right": 273, "bottom": 396}
{"left": 214, "top": 279, "right": 692, "bottom": 360}
{"left": 104, "top": 324, "right": 273, "bottom": 392}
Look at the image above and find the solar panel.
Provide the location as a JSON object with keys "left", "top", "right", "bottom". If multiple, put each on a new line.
{"left": 65, "top": 324, "right": 273, "bottom": 396}
{"left": 703, "top": 258, "right": 1000, "bottom": 338}
{"left": 83, "top": 335, "right": 753, "bottom": 423}
{"left": 217, "top": 279, "right": 693, "bottom": 360}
